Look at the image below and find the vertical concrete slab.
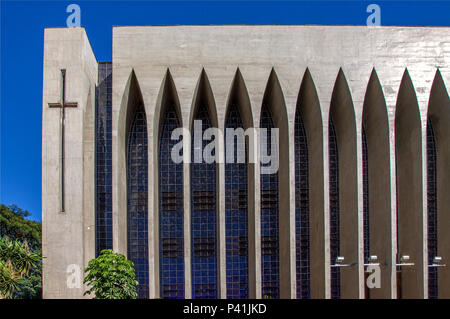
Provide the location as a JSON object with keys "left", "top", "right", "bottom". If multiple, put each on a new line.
{"left": 362, "top": 69, "right": 392, "bottom": 299}
{"left": 395, "top": 70, "right": 424, "bottom": 299}
{"left": 42, "top": 27, "right": 97, "bottom": 299}
{"left": 329, "top": 69, "right": 359, "bottom": 299}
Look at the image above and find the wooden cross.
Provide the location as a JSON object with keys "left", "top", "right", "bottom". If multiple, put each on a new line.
{"left": 48, "top": 69, "right": 77, "bottom": 212}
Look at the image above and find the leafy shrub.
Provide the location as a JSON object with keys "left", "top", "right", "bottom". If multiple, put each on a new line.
{"left": 0, "top": 237, "right": 41, "bottom": 299}
{"left": 83, "top": 249, "right": 138, "bottom": 299}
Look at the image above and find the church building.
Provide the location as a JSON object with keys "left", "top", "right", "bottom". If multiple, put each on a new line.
{"left": 42, "top": 25, "right": 450, "bottom": 299}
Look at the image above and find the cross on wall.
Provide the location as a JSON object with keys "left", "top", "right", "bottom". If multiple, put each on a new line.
{"left": 48, "top": 69, "right": 77, "bottom": 212}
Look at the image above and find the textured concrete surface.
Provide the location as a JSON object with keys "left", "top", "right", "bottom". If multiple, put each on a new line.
{"left": 111, "top": 25, "right": 450, "bottom": 299}
{"left": 43, "top": 25, "right": 450, "bottom": 299}
{"left": 362, "top": 70, "right": 392, "bottom": 299}
{"left": 42, "top": 27, "right": 97, "bottom": 299}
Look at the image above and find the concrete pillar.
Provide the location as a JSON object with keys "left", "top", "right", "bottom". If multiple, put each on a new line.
{"left": 362, "top": 69, "right": 392, "bottom": 298}
{"left": 395, "top": 69, "right": 424, "bottom": 299}
{"left": 328, "top": 69, "right": 359, "bottom": 299}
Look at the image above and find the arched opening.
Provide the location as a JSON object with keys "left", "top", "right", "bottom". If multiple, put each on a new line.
{"left": 95, "top": 62, "right": 113, "bottom": 256}
{"left": 125, "top": 71, "right": 149, "bottom": 298}
{"left": 259, "top": 69, "right": 290, "bottom": 299}
{"left": 157, "top": 70, "right": 185, "bottom": 299}
{"left": 190, "top": 69, "right": 219, "bottom": 299}
{"left": 224, "top": 69, "right": 254, "bottom": 299}
{"left": 328, "top": 68, "right": 358, "bottom": 299}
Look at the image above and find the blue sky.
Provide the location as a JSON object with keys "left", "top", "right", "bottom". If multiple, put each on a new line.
{"left": 1, "top": 0, "right": 449, "bottom": 221}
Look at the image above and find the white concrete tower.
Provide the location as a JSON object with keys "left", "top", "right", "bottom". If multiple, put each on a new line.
{"left": 42, "top": 27, "right": 97, "bottom": 298}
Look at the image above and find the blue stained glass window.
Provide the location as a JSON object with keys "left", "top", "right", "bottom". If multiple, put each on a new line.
{"left": 95, "top": 62, "right": 113, "bottom": 255}
{"left": 294, "top": 110, "right": 310, "bottom": 299}
{"left": 362, "top": 126, "right": 370, "bottom": 265}
{"left": 159, "top": 104, "right": 185, "bottom": 299}
{"left": 260, "top": 105, "right": 280, "bottom": 299}
{"left": 427, "top": 118, "right": 438, "bottom": 299}
{"left": 225, "top": 103, "right": 249, "bottom": 299}
{"left": 127, "top": 104, "right": 149, "bottom": 299}
{"left": 191, "top": 103, "right": 218, "bottom": 299}
{"left": 329, "top": 117, "right": 341, "bottom": 299}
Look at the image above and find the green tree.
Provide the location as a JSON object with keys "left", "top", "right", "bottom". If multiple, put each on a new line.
{"left": 0, "top": 237, "right": 41, "bottom": 299}
{"left": 84, "top": 249, "right": 138, "bottom": 299}
{"left": 0, "top": 204, "right": 41, "bottom": 250}
{"left": 0, "top": 204, "right": 42, "bottom": 298}
{"left": 13, "top": 265, "right": 42, "bottom": 299}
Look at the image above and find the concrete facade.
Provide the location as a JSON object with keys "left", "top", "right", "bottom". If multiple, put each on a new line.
{"left": 42, "top": 25, "right": 450, "bottom": 299}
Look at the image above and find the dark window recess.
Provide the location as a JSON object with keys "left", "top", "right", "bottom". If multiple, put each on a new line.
{"left": 161, "top": 238, "right": 183, "bottom": 258}
{"left": 161, "top": 191, "right": 183, "bottom": 211}
{"left": 226, "top": 189, "right": 247, "bottom": 210}
{"left": 193, "top": 237, "right": 216, "bottom": 257}
{"left": 238, "top": 236, "right": 248, "bottom": 256}
{"left": 427, "top": 118, "right": 438, "bottom": 299}
{"left": 127, "top": 103, "right": 149, "bottom": 299}
{"left": 161, "top": 284, "right": 184, "bottom": 297}
{"left": 193, "top": 191, "right": 215, "bottom": 211}
{"left": 329, "top": 117, "right": 341, "bottom": 299}
{"left": 260, "top": 105, "right": 280, "bottom": 299}
{"left": 261, "top": 190, "right": 278, "bottom": 209}
{"left": 95, "top": 62, "right": 113, "bottom": 255}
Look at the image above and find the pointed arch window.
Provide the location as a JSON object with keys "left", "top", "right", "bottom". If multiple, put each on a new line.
{"left": 127, "top": 103, "right": 149, "bottom": 299}
{"left": 328, "top": 117, "right": 340, "bottom": 299}
{"left": 294, "top": 110, "right": 310, "bottom": 298}
{"left": 191, "top": 103, "right": 218, "bottom": 299}
{"left": 225, "top": 103, "right": 249, "bottom": 299}
{"left": 95, "top": 62, "right": 113, "bottom": 255}
{"left": 260, "top": 105, "right": 280, "bottom": 299}
{"left": 159, "top": 104, "right": 185, "bottom": 299}
{"left": 362, "top": 126, "right": 370, "bottom": 265}
{"left": 427, "top": 118, "right": 438, "bottom": 299}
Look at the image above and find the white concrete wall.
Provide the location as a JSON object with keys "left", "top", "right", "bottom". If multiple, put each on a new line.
{"left": 111, "top": 25, "right": 450, "bottom": 299}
